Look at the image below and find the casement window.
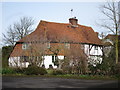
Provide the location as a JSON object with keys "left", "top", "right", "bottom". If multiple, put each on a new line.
{"left": 22, "top": 43, "right": 28, "bottom": 50}
{"left": 81, "top": 44, "right": 84, "bottom": 49}
{"left": 20, "top": 56, "right": 29, "bottom": 62}
{"left": 94, "top": 46, "right": 98, "bottom": 50}
{"left": 65, "top": 43, "right": 70, "bottom": 49}
{"left": 46, "top": 42, "right": 50, "bottom": 48}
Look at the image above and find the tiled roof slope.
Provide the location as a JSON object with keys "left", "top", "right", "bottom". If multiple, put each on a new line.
{"left": 18, "top": 20, "right": 102, "bottom": 45}
{"left": 10, "top": 20, "right": 102, "bottom": 57}
{"left": 104, "top": 34, "right": 120, "bottom": 42}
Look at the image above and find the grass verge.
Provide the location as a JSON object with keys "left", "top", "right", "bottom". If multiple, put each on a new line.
{"left": 2, "top": 74, "right": 118, "bottom": 80}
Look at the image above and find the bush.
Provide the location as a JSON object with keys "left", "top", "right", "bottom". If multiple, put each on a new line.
{"left": 52, "top": 69, "right": 65, "bottom": 75}
{"left": 62, "top": 66, "right": 72, "bottom": 74}
{"left": 13, "top": 68, "right": 26, "bottom": 74}
{"left": 2, "top": 68, "right": 16, "bottom": 74}
{"left": 25, "top": 65, "right": 47, "bottom": 75}
{"left": 112, "top": 63, "right": 120, "bottom": 78}
{"left": 47, "top": 69, "right": 53, "bottom": 75}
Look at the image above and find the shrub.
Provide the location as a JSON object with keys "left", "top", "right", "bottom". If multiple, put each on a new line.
{"left": 52, "top": 69, "right": 65, "bottom": 75}
{"left": 62, "top": 66, "right": 72, "bottom": 74}
{"left": 2, "top": 68, "right": 16, "bottom": 74}
{"left": 112, "top": 63, "right": 120, "bottom": 78}
{"left": 13, "top": 68, "right": 26, "bottom": 74}
{"left": 47, "top": 69, "right": 53, "bottom": 75}
{"left": 25, "top": 65, "right": 47, "bottom": 75}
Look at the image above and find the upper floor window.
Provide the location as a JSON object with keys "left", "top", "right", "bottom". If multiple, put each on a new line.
{"left": 81, "top": 44, "right": 84, "bottom": 50}
{"left": 46, "top": 42, "right": 50, "bottom": 49}
{"left": 22, "top": 43, "right": 28, "bottom": 50}
{"left": 94, "top": 46, "right": 98, "bottom": 50}
{"left": 65, "top": 43, "right": 70, "bottom": 49}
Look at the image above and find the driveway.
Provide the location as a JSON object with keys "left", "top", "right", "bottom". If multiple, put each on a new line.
{"left": 2, "top": 76, "right": 119, "bottom": 89}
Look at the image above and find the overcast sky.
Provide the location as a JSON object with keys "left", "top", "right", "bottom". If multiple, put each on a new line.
{"left": 0, "top": 0, "right": 119, "bottom": 47}
{"left": 1, "top": 2, "right": 105, "bottom": 33}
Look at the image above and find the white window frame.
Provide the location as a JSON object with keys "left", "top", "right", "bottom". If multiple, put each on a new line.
{"left": 65, "top": 43, "right": 70, "bottom": 49}
{"left": 81, "top": 44, "right": 84, "bottom": 50}
{"left": 94, "top": 46, "right": 98, "bottom": 50}
{"left": 47, "top": 42, "right": 50, "bottom": 49}
{"left": 22, "top": 43, "right": 28, "bottom": 50}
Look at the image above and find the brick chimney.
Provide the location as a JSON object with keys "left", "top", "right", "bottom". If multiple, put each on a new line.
{"left": 69, "top": 17, "right": 78, "bottom": 27}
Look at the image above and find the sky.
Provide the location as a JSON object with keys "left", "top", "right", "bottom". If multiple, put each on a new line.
{"left": 0, "top": 0, "right": 119, "bottom": 47}
{"left": 2, "top": 2, "right": 104, "bottom": 30}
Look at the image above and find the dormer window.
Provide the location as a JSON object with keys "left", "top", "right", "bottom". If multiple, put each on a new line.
{"left": 22, "top": 43, "right": 28, "bottom": 50}
{"left": 46, "top": 42, "right": 50, "bottom": 49}
{"left": 65, "top": 43, "right": 70, "bottom": 49}
{"left": 81, "top": 44, "right": 84, "bottom": 50}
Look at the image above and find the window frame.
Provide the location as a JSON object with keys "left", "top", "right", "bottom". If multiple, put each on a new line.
{"left": 64, "top": 43, "right": 70, "bottom": 49}
{"left": 94, "top": 46, "right": 98, "bottom": 50}
{"left": 22, "top": 43, "right": 28, "bottom": 50}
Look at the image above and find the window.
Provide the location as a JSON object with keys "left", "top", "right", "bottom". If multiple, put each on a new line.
{"left": 81, "top": 44, "right": 84, "bottom": 49}
{"left": 65, "top": 43, "right": 70, "bottom": 49}
{"left": 46, "top": 42, "right": 50, "bottom": 48}
{"left": 20, "top": 56, "right": 29, "bottom": 62}
{"left": 94, "top": 46, "right": 98, "bottom": 50}
{"left": 22, "top": 43, "right": 28, "bottom": 50}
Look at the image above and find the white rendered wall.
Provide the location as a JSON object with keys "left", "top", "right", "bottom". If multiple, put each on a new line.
{"left": 84, "top": 44, "right": 102, "bottom": 56}
{"left": 90, "top": 46, "right": 102, "bottom": 56}
{"left": 58, "top": 56, "right": 64, "bottom": 60}
{"left": 84, "top": 44, "right": 103, "bottom": 66}
{"left": 9, "top": 55, "right": 64, "bottom": 69}
{"left": 9, "top": 57, "right": 29, "bottom": 68}
{"left": 41, "top": 56, "right": 55, "bottom": 69}
{"left": 41, "top": 55, "right": 64, "bottom": 69}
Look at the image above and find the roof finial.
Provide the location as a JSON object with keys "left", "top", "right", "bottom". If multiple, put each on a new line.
{"left": 71, "top": 9, "right": 73, "bottom": 17}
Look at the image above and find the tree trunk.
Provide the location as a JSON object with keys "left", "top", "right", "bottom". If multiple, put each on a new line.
{"left": 115, "top": 34, "right": 118, "bottom": 64}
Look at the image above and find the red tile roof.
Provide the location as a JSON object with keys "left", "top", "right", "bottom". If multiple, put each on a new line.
{"left": 104, "top": 34, "right": 120, "bottom": 42}
{"left": 10, "top": 20, "right": 102, "bottom": 57}
{"left": 18, "top": 20, "right": 102, "bottom": 45}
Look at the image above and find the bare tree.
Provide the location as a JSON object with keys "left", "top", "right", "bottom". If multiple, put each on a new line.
{"left": 3, "top": 25, "right": 17, "bottom": 45}
{"left": 99, "top": 1, "right": 119, "bottom": 64}
{"left": 62, "top": 44, "right": 88, "bottom": 75}
{"left": 20, "top": 35, "right": 47, "bottom": 67}
{"left": 3, "top": 16, "right": 34, "bottom": 46}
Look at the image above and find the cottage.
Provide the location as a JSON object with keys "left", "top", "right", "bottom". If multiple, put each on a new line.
{"left": 9, "top": 17, "right": 103, "bottom": 68}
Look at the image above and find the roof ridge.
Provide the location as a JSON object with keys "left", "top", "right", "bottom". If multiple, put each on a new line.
{"left": 40, "top": 20, "right": 93, "bottom": 29}
{"left": 40, "top": 20, "right": 69, "bottom": 25}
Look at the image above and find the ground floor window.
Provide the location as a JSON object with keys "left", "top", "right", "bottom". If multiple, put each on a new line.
{"left": 20, "top": 56, "right": 29, "bottom": 62}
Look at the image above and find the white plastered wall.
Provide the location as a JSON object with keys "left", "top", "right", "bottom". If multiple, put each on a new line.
{"left": 41, "top": 55, "right": 64, "bottom": 69}
{"left": 84, "top": 44, "right": 102, "bottom": 56}
{"left": 9, "top": 57, "right": 29, "bottom": 68}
